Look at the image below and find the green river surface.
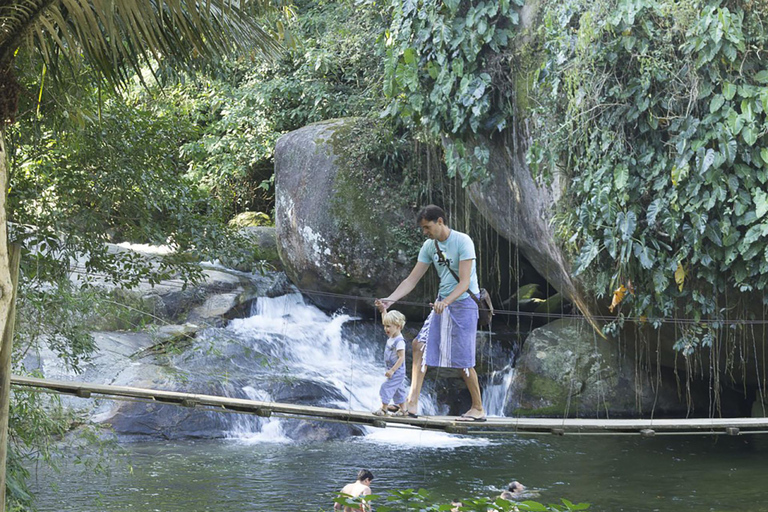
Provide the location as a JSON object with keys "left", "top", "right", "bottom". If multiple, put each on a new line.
{"left": 27, "top": 428, "right": 768, "bottom": 512}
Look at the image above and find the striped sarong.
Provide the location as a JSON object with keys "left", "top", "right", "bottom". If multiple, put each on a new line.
{"left": 416, "top": 296, "right": 478, "bottom": 370}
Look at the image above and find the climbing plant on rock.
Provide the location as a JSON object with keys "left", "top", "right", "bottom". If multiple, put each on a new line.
{"left": 530, "top": 0, "right": 768, "bottom": 348}
{"left": 383, "top": 0, "right": 523, "bottom": 185}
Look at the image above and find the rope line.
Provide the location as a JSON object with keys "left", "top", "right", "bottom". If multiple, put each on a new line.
{"left": 296, "top": 288, "right": 768, "bottom": 327}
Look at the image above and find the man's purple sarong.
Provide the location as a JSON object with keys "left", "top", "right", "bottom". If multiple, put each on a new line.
{"left": 417, "top": 296, "right": 478, "bottom": 369}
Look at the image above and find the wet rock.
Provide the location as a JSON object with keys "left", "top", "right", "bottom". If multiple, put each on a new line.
{"left": 268, "top": 379, "right": 365, "bottom": 440}
{"left": 511, "top": 318, "right": 744, "bottom": 418}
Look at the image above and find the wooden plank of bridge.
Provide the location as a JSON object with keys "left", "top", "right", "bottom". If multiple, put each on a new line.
{"left": 11, "top": 374, "right": 768, "bottom": 436}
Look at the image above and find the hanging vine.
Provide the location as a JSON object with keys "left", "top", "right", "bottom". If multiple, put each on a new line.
{"left": 382, "top": 0, "right": 523, "bottom": 185}
{"left": 529, "top": 0, "right": 768, "bottom": 350}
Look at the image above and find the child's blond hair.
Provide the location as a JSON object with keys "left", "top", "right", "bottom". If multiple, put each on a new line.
{"left": 382, "top": 310, "right": 406, "bottom": 329}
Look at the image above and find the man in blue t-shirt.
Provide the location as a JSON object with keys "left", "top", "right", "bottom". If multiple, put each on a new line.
{"left": 375, "top": 205, "right": 485, "bottom": 422}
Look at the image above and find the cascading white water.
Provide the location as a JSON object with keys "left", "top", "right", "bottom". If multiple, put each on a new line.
{"left": 482, "top": 364, "right": 517, "bottom": 417}
{"left": 220, "top": 293, "right": 514, "bottom": 442}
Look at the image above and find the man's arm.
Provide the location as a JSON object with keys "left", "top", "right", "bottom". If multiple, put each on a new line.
{"left": 376, "top": 262, "right": 430, "bottom": 310}
{"left": 433, "top": 259, "right": 472, "bottom": 314}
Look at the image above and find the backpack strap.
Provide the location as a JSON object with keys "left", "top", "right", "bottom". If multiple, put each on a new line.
{"left": 434, "top": 239, "right": 481, "bottom": 306}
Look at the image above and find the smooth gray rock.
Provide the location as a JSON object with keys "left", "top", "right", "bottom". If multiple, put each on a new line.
{"left": 274, "top": 119, "right": 429, "bottom": 315}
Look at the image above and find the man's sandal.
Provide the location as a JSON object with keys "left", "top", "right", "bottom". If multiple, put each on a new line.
{"left": 372, "top": 408, "right": 390, "bottom": 416}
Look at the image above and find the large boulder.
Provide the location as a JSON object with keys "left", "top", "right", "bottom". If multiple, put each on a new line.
{"left": 460, "top": 0, "right": 597, "bottom": 324}
{"left": 274, "top": 118, "right": 430, "bottom": 316}
{"left": 467, "top": 131, "right": 586, "bottom": 312}
{"left": 510, "top": 318, "right": 746, "bottom": 418}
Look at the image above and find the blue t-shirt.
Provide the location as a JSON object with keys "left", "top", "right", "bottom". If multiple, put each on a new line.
{"left": 417, "top": 229, "right": 479, "bottom": 302}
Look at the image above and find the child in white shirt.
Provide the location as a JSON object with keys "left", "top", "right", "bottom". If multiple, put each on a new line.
{"left": 373, "top": 310, "right": 407, "bottom": 416}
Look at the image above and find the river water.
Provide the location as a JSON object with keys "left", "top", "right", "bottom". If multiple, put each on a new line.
{"left": 25, "top": 294, "right": 768, "bottom": 511}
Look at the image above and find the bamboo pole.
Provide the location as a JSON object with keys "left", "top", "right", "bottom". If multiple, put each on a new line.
{"left": 0, "top": 243, "right": 21, "bottom": 512}
{"left": 11, "top": 374, "right": 768, "bottom": 436}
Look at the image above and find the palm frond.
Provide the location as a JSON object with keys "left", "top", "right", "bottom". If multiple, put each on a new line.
{"left": 1, "top": 0, "right": 284, "bottom": 87}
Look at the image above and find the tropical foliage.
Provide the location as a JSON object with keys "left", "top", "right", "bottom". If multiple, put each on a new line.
{"left": 1, "top": 0, "right": 285, "bottom": 508}
{"left": 333, "top": 487, "right": 589, "bottom": 512}
{"left": 528, "top": 0, "right": 768, "bottom": 346}
{"left": 383, "top": 0, "right": 524, "bottom": 184}
{"left": 178, "top": 0, "right": 389, "bottom": 217}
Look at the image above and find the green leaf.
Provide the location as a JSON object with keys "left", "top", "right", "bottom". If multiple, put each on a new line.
{"left": 573, "top": 238, "right": 600, "bottom": 275}
{"left": 742, "top": 124, "right": 758, "bottom": 146}
{"left": 444, "top": 0, "right": 460, "bottom": 11}
{"left": 709, "top": 94, "right": 725, "bottom": 113}
{"left": 700, "top": 148, "right": 716, "bottom": 174}
{"left": 517, "top": 501, "right": 548, "bottom": 512}
{"left": 723, "top": 82, "right": 737, "bottom": 100}
{"left": 741, "top": 99, "right": 754, "bottom": 123}
{"left": 403, "top": 47, "right": 417, "bottom": 65}
{"left": 618, "top": 211, "right": 637, "bottom": 241}
{"left": 635, "top": 244, "right": 654, "bottom": 269}
{"left": 754, "top": 189, "right": 768, "bottom": 219}
{"left": 741, "top": 224, "right": 768, "bottom": 251}
{"left": 755, "top": 70, "right": 768, "bottom": 84}
{"left": 761, "top": 148, "right": 768, "bottom": 165}
{"left": 426, "top": 60, "right": 439, "bottom": 80}
{"left": 727, "top": 110, "right": 744, "bottom": 135}
{"left": 614, "top": 164, "right": 629, "bottom": 189}
{"left": 647, "top": 198, "right": 662, "bottom": 227}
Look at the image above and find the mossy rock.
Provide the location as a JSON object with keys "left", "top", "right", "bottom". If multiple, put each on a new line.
{"left": 274, "top": 118, "right": 432, "bottom": 317}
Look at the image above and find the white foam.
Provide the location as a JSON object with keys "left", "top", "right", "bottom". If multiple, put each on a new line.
{"left": 363, "top": 426, "right": 493, "bottom": 449}
{"left": 232, "top": 420, "right": 291, "bottom": 444}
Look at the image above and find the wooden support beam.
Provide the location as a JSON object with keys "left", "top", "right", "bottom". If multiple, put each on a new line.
{"left": 10, "top": 374, "right": 768, "bottom": 436}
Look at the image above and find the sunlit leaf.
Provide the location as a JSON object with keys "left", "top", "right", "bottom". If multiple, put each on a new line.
{"left": 675, "top": 262, "right": 686, "bottom": 292}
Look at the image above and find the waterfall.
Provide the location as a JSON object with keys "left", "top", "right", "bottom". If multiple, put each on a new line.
{"left": 483, "top": 363, "right": 516, "bottom": 417}
{"left": 213, "top": 293, "right": 512, "bottom": 441}
{"left": 218, "top": 293, "right": 442, "bottom": 437}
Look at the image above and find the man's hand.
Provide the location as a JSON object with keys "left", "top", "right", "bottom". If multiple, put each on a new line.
{"left": 375, "top": 299, "right": 393, "bottom": 313}
{"left": 385, "top": 370, "right": 393, "bottom": 379}
{"left": 431, "top": 300, "right": 448, "bottom": 314}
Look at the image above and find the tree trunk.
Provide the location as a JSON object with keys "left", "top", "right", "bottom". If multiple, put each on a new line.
{"left": 0, "top": 130, "right": 19, "bottom": 512}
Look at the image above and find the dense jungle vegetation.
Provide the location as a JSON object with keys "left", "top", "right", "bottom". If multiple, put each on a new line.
{"left": 383, "top": 0, "right": 768, "bottom": 350}
{"left": 6, "top": 1, "right": 389, "bottom": 507}
{"left": 6, "top": 0, "right": 768, "bottom": 508}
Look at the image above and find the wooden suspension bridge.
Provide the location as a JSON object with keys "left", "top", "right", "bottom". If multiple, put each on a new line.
{"left": 10, "top": 375, "right": 768, "bottom": 437}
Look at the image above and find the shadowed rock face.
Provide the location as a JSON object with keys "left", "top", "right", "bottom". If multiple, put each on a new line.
{"left": 274, "top": 119, "right": 430, "bottom": 316}
{"left": 512, "top": 319, "right": 748, "bottom": 418}
{"left": 468, "top": 130, "right": 578, "bottom": 301}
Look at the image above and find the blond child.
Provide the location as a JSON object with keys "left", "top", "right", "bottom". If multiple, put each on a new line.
{"left": 372, "top": 310, "right": 408, "bottom": 416}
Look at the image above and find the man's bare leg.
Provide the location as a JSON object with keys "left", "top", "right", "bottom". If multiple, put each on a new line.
{"left": 460, "top": 368, "right": 485, "bottom": 418}
{"left": 406, "top": 340, "right": 426, "bottom": 414}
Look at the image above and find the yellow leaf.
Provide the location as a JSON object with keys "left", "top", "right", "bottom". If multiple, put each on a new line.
{"left": 609, "top": 285, "right": 627, "bottom": 312}
{"left": 675, "top": 262, "right": 686, "bottom": 291}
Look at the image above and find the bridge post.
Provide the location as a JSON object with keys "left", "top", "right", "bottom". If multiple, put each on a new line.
{"left": 0, "top": 243, "right": 22, "bottom": 512}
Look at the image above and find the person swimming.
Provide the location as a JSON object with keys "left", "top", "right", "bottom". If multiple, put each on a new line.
{"left": 499, "top": 480, "right": 526, "bottom": 500}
